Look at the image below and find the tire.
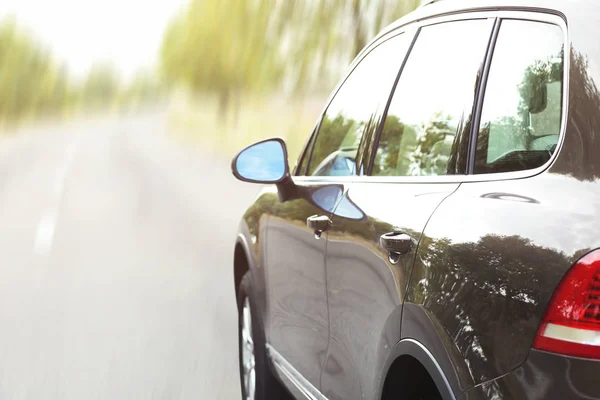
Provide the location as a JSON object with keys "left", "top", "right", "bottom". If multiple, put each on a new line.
{"left": 238, "top": 272, "right": 290, "bottom": 400}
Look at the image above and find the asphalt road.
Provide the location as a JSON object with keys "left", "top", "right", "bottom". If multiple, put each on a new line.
{"left": 0, "top": 111, "right": 258, "bottom": 399}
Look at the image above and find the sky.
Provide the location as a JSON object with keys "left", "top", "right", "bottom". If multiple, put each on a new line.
{"left": 0, "top": 0, "right": 188, "bottom": 80}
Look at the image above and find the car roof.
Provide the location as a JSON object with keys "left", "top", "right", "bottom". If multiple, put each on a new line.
{"left": 418, "top": 0, "right": 442, "bottom": 7}
{"left": 383, "top": 0, "right": 587, "bottom": 35}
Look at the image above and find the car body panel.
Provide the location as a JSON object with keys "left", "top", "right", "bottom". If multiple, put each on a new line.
{"left": 236, "top": 190, "right": 272, "bottom": 316}
{"left": 406, "top": 175, "right": 600, "bottom": 393}
{"left": 321, "top": 182, "right": 459, "bottom": 400}
{"left": 262, "top": 181, "right": 348, "bottom": 389}
{"left": 377, "top": 338, "right": 457, "bottom": 400}
{"left": 458, "top": 349, "right": 600, "bottom": 399}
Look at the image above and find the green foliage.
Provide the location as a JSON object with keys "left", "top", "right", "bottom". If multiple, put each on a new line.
{"left": 160, "top": 0, "right": 284, "bottom": 114}
{"left": 82, "top": 63, "right": 120, "bottom": 107}
{"left": 0, "top": 17, "right": 71, "bottom": 122}
{"left": 0, "top": 17, "right": 158, "bottom": 126}
{"left": 119, "top": 71, "right": 163, "bottom": 107}
{"left": 160, "top": 0, "right": 421, "bottom": 119}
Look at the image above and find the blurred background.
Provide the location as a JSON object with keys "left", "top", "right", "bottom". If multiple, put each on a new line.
{"left": 1, "top": 0, "right": 420, "bottom": 158}
{"left": 0, "top": 0, "right": 419, "bottom": 399}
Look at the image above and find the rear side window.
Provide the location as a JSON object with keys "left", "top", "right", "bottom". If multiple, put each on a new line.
{"left": 371, "top": 19, "right": 493, "bottom": 177}
{"left": 305, "top": 35, "right": 411, "bottom": 177}
{"left": 474, "top": 20, "right": 564, "bottom": 174}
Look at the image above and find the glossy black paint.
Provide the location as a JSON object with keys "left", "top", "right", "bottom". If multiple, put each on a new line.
{"left": 243, "top": 182, "right": 359, "bottom": 390}
{"left": 400, "top": 1, "right": 600, "bottom": 398}
{"left": 459, "top": 349, "right": 600, "bottom": 399}
{"left": 405, "top": 176, "right": 600, "bottom": 392}
{"left": 232, "top": 1, "right": 600, "bottom": 399}
{"left": 321, "top": 182, "right": 459, "bottom": 399}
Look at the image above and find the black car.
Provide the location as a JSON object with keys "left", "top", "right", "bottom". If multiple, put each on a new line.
{"left": 231, "top": 0, "right": 600, "bottom": 399}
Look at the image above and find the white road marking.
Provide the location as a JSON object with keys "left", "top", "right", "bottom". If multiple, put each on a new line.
{"left": 34, "top": 137, "right": 80, "bottom": 255}
{"left": 34, "top": 214, "right": 57, "bottom": 255}
{"left": 53, "top": 165, "right": 68, "bottom": 197}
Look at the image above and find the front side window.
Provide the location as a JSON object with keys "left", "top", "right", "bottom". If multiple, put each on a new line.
{"left": 474, "top": 20, "right": 564, "bottom": 174}
{"left": 305, "top": 34, "right": 411, "bottom": 177}
{"left": 372, "top": 19, "right": 493, "bottom": 177}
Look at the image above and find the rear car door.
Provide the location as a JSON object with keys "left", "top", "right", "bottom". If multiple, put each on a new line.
{"left": 404, "top": 14, "right": 571, "bottom": 393}
{"left": 264, "top": 33, "right": 410, "bottom": 394}
{"left": 320, "top": 17, "right": 496, "bottom": 400}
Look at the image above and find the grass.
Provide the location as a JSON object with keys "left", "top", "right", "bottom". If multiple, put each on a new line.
{"left": 166, "top": 92, "right": 326, "bottom": 164}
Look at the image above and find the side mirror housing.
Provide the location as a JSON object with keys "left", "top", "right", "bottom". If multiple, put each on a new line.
{"left": 231, "top": 138, "right": 290, "bottom": 184}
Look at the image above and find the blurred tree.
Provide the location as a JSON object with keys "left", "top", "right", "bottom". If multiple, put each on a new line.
{"left": 0, "top": 17, "right": 83, "bottom": 124}
{"left": 276, "top": 0, "right": 420, "bottom": 94}
{"left": 0, "top": 18, "right": 64, "bottom": 121}
{"left": 160, "top": 0, "right": 285, "bottom": 122}
{"left": 160, "top": 0, "right": 421, "bottom": 118}
{"left": 117, "top": 70, "right": 162, "bottom": 109}
{"left": 82, "top": 63, "right": 121, "bottom": 108}
{"left": 351, "top": 0, "right": 420, "bottom": 57}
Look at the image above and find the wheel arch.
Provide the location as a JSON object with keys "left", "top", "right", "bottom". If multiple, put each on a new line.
{"left": 377, "top": 338, "right": 456, "bottom": 400}
{"left": 234, "top": 233, "right": 254, "bottom": 304}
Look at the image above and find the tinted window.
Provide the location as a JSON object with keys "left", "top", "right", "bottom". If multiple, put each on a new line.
{"left": 474, "top": 20, "right": 564, "bottom": 174}
{"left": 306, "top": 35, "right": 410, "bottom": 176}
{"left": 372, "top": 19, "right": 493, "bottom": 177}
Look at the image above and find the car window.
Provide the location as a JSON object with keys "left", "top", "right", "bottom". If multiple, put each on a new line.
{"left": 306, "top": 34, "right": 411, "bottom": 177}
{"left": 372, "top": 19, "right": 493, "bottom": 177}
{"left": 474, "top": 20, "right": 564, "bottom": 174}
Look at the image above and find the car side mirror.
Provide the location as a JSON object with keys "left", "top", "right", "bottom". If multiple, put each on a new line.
{"left": 232, "top": 138, "right": 290, "bottom": 184}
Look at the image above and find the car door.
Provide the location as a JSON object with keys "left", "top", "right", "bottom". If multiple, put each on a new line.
{"left": 404, "top": 15, "right": 571, "bottom": 393}
{"left": 264, "top": 33, "right": 410, "bottom": 393}
{"left": 320, "top": 18, "right": 496, "bottom": 400}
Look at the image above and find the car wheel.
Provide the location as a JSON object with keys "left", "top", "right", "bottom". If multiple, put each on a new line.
{"left": 238, "top": 272, "right": 290, "bottom": 400}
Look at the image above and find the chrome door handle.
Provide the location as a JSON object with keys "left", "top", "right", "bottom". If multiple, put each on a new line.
{"left": 307, "top": 215, "right": 331, "bottom": 239}
{"left": 380, "top": 232, "right": 413, "bottom": 263}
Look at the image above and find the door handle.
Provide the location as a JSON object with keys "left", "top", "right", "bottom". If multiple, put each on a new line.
{"left": 380, "top": 232, "right": 413, "bottom": 263}
{"left": 307, "top": 215, "right": 331, "bottom": 239}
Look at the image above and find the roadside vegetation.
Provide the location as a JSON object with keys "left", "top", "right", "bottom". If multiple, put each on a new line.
{"left": 160, "top": 0, "right": 420, "bottom": 160}
{"left": 0, "top": 17, "right": 161, "bottom": 131}
{"left": 0, "top": 0, "right": 422, "bottom": 159}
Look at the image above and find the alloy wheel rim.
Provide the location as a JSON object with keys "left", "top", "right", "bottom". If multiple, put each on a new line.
{"left": 241, "top": 297, "right": 256, "bottom": 400}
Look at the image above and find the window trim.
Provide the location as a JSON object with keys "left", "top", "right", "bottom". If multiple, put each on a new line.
{"left": 466, "top": 17, "right": 501, "bottom": 174}
{"left": 294, "top": 126, "right": 317, "bottom": 176}
{"left": 365, "top": 25, "right": 421, "bottom": 176}
{"left": 293, "top": 9, "right": 568, "bottom": 185}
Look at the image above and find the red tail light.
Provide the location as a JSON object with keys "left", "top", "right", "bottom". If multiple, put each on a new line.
{"left": 533, "top": 250, "right": 600, "bottom": 358}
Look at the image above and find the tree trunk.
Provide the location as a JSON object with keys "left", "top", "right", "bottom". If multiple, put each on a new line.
{"left": 232, "top": 92, "right": 241, "bottom": 128}
{"left": 352, "top": 0, "right": 366, "bottom": 58}
{"left": 374, "top": 1, "right": 387, "bottom": 35}
{"left": 217, "top": 89, "right": 230, "bottom": 124}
